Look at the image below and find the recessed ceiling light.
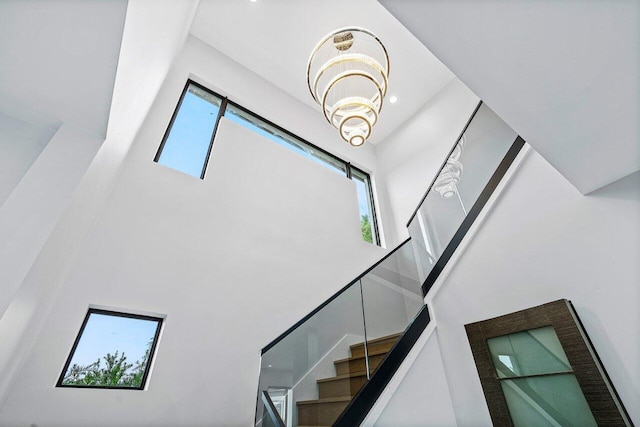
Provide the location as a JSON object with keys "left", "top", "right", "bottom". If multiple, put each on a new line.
{"left": 268, "top": 365, "right": 272, "bottom": 368}
{"left": 389, "top": 95, "right": 398, "bottom": 104}
{"left": 249, "top": 0, "right": 258, "bottom": 2}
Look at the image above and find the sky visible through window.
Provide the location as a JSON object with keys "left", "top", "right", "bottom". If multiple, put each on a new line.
{"left": 69, "top": 313, "right": 159, "bottom": 368}
{"left": 157, "top": 90, "right": 221, "bottom": 178}
{"left": 224, "top": 108, "right": 346, "bottom": 175}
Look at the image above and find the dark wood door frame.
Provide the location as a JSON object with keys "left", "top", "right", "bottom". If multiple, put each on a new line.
{"left": 465, "top": 299, "right": 632, "bottom": 426}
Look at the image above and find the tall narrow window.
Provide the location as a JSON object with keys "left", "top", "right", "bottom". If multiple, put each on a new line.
{"left": 351, "top": 167, "right": 378, "bottom": 245}
{"left": 57, "top": 309, "right": 163, "bottom": 390}
{"left": 155, "top": 82, "right": 223, "bottom": 178}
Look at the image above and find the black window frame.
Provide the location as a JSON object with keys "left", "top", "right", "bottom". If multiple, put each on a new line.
{"left": 56, "top": 308, "right": 164, "bottom": 391}
{"left": 349, "top": 165, "right": 380, "bottom": 245}
{"left": 154, "top": 80, "right": 227, "bottom": 180}
{"left": 155, "top": 79, "right": 381, "bottom": 246}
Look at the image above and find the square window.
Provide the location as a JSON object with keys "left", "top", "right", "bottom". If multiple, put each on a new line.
{"left": 57, "top": 309, "right": 163, "bottom": 390}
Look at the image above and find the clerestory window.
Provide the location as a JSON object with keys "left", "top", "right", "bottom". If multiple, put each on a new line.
{"left": 155, "top": 80, "right": 380, "bottom": 245}
{"left": 57, "top": 308, "right": 163, "bottom": 390}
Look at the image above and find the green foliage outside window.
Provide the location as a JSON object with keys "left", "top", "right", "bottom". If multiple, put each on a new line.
{"left": 361, "top": 214, "right": 373, "bottom": 243}
{"left": 62, "top": 343, "right": 151, "bottom": 388}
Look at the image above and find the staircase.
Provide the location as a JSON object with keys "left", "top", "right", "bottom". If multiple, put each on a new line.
{"left": 257, "top": 110, "right": 525, "bottom": 427}
{"left": 297, "top": 333, "right": 402, "bottom": 427}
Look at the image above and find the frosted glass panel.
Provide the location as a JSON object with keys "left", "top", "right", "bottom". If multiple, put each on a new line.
{"left": 487, "top": 326, "right": 571, "bottom": 378}
{"left": 501, "top": 374, "right": 597, "bottom": 427}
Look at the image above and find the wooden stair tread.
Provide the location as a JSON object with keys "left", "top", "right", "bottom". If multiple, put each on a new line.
{"left": 297, "top": 396, "right": 352, "bottom": 405}
{"left": 349, "top": 332, "right": 402, "bottom": 349}
{"left": 317, "top": 370, "right": 368, "bottom": 383}
{"left": 333, "top": 348, "right": 390, "bottom": 364}
{"left": 296, "top": 331, "right": 406, "bottom": 425}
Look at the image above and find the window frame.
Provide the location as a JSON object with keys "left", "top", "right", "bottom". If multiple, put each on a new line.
{"left": 465, "top": 299, "right": 631, "bottom": 426}
{"left": 154, "top": 80, "right": 226, "bottom": 180}
{"left": 223, "top": 101, "right": 349, "bottom": 176}
{"left": 350, "top": 165, "right": 380, "bottom": 245}
{"left": 56, "top": 308, "right": 164, "bottom": 391}
{"left": 155, "top": 79, "right": 381, "bottom": 245}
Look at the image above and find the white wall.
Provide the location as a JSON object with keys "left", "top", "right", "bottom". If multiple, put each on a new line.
{"left": 0, "top": 123, "right": 103, "bottom": 317}
{"left": 0, "top": 0, "right": 127, "bottom": 138}
{"left": 375, "top": 78, "right": 479, "bottom": 245}
{"left": 0, "top": 0, "right": 199, "bottom": 411}
{"left": 374, "top": 330, "right": 457, "bottom": 427}
{"left": 379, "top": 0, "right": 640, "bottom": 195}
{"left": 0, "top": 112, "right": 57, "bottom": 207}
{"left": 0, "top": 27, "right": 388, "bottom": 424}
{"left": 428, "top": 152, "right": 640, "bottom": 425}
{"left": 0, "top": 114, "right": 384, "bottom": 426}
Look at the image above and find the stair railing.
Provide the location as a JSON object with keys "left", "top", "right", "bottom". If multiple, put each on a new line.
{"left": 254, "top": 237, "right": 422, "bottom": 426}
{"left": 255, "top": 100, "right": 526, "bottom": 426}
{"left": 260, "top": 391, "right": 286, "bottom": 427}
{"left": 406, "top": 101, "right": 525, "bottom": 296}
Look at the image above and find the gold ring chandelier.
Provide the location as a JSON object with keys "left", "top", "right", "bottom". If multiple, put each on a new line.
{"left": 307, "top": 27, "right": 390, "bottom": 147}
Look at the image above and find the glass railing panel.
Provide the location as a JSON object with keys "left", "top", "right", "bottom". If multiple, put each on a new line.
{"left": 256, "top": 281, "right": 366, "bottom": 427}
{"left": 407, "top": 215, "right": 436, "bottom": 284}
{"left": 408, "top": 102, "right": 519, "bottom": 285}
{"left": 360, "top": 240, "right": 422, "bottom": 364}
{"left": 256, "top": 101, "right": 524, "bottom": 426}
{"left": 453, "top": 103, "right": 517, "bottom": 213}
{"left": 419, "top": 183, "right": 467, "bottom": 261}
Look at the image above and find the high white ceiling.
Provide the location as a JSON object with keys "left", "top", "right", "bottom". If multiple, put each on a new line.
{"left": 190, "top": 0, "right": 455, "bottom": 145}
{"left": 0, "top": 0, "right": 127, "bottom": 138}
{"left": 380, "top": 0, "right": 640, "bottom": 194}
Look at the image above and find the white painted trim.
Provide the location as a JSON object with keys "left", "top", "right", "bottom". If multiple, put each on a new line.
{"left": 87, "top": 303, "right": 168, "bottom": 319}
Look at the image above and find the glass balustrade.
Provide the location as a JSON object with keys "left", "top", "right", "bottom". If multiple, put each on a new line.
{"left": 408, "top": 102, "right": 519, "bottom": 287}
{"left": 255, "top": 101, "right": 524, "bottom": 426}
{"left": 255, "top": 239, "right": 421, "bottom": 426}
{"left": 360, "top": 241, "right": 422, "bottom": 356}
